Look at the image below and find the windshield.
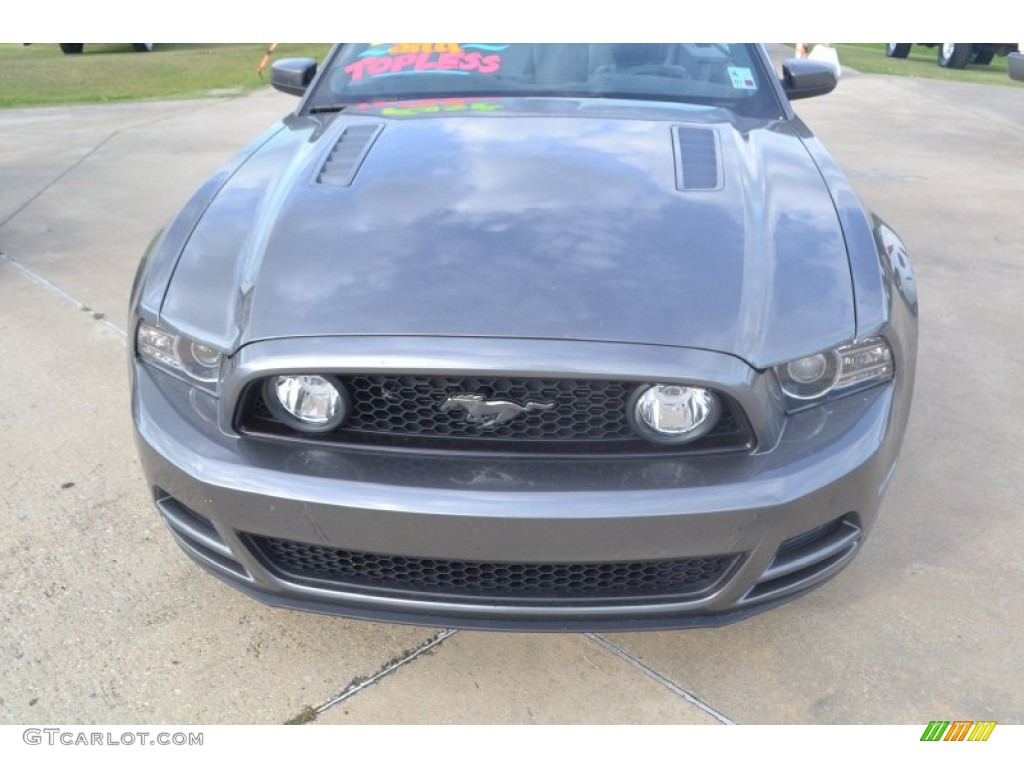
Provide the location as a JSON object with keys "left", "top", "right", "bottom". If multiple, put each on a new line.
{"left": 307, "top": 44, "right": 781, "bottom": 117}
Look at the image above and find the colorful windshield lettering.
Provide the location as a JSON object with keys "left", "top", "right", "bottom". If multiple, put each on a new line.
{"left": 353, "top": 98, "right": 505, "bottom": 116}
{"left": 346, "top": 44, "right": 508, "bottom": 81}
{"left": 387, "top": 43, "right": 462, "bottom": 55}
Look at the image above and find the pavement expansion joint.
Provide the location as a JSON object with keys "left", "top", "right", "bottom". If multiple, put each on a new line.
{"left": 0, "top": 133, "right": 117, "bottom": 231}
{"left": 585, "top": 633, "right": 735, "bottom": 725}
{"left": 0, "top": 100, "right": 228, "bottom": 231}
{"left": 0, "top": 251, "right": 127, "bottom": 340}
{"left": 284, "top": 628, "right": 459, "bottom": 724}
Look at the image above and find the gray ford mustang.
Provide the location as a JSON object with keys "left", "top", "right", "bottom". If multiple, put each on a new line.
{"left": 129, "top": 44, "right": 917, "bottom": 631}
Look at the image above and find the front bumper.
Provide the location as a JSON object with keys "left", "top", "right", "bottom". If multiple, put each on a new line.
{"left": 132, "top": 335, "right": 910, "bottom": 631}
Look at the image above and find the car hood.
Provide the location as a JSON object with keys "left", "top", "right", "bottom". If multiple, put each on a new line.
{"left": 162, "top": 102, "right": 855, "bottom": 368}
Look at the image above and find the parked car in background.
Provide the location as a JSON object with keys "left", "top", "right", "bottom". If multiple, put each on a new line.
{"left": 1009, "top": 51, "right": 1024, "bottom": 81}
{"left": 886, "top": 43, "right": 1019, "bottom": 69}
{"left": 130, "top": 44, "right": 917, "bottom": 631}
{"left": 59, "top": 43, "right": 154, "bottom": 54}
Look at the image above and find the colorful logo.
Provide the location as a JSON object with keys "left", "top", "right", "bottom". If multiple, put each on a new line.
{"left": 352, "top": 97, "right": 504, "bottom": 117}
{"left": 344, "top": 43, "right": 509, "bottom": 81}
{"left": 920, "top": 721, "right": 997, "bottom": 742}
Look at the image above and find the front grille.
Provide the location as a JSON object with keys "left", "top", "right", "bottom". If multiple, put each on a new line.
{"left": 248, "top": 535, "right": 739, "bottom": 603}
{"left": 348, "top": 376, "right": 634, "bottom": 439}
{"left": 239, "top": 375, "right": 753, "bottom": 456}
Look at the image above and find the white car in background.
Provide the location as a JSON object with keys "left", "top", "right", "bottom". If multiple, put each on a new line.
{"left": 1009, "top": 51, "right": 1024, "bottom": 80}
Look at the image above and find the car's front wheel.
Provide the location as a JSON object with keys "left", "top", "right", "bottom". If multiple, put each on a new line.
{"left": 59, "top": 43, "right": 84, "bottom": 54}
{"left": 971, "top": 49, "right": 995, "bottom": 65}
{"left": 132, "top": 43, "right": 155, "bottom": 52}
{"left": 886, "top": 43, "right": 911, "bottom": 58}
{"left": 938, "top": 43, "right": 973, "bottom": 69}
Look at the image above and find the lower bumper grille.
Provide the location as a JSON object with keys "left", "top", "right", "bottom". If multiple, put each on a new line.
{"left": 155, "top": 492, "right": 249, "bottom": 580}
{"left": 247, "top": 535, "right": 740, "bottom": 604}
{"left": 743, "top": 513, "right": 862, "bottom": 604}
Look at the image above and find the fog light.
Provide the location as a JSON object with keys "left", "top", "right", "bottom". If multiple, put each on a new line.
{"left": 265, "top": 375, "right": 349, "bottom": 432}
{"left": 632, "top": 384, "right": 720, "bottom": 444}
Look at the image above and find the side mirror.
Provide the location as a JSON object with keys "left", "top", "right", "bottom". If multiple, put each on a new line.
{"left": 780, "top": 58, "right": 838, "bottom": 100}
{"left": 271, "top": 58, "right": 318, "bottom": 96}
{"left": 1009, "top": 52, "right": 1024, "bottom": 82}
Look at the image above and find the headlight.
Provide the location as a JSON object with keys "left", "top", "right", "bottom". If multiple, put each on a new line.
{"left": 775, "top": 350, "right": 840, "bottom": 400}
{"left": 136, "top": 322, "right": 223, "bottom": 389}
{"left": 631, "top": 384, "right": 721, "bottom": 444}
{"left": 774, "top": 337, "right": 893, "bottom": 410}
{"left": 264, "top": 375, "right": 350, "bottom": 433}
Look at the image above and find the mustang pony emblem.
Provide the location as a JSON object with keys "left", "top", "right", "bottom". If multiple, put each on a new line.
{"left": 440, "top": 394, "right": 555, "bottom": 428}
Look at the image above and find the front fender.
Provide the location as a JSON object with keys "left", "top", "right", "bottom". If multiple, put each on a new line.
{"left": 130, "top": 122, "right": 287, "bottom": 324}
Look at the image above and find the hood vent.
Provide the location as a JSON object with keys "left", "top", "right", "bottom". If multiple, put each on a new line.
{"left": 674, "top": 126, "right": 722, "bottom": 191}
{"left": 316, "top": 124, "right": 383, "bottom": 186}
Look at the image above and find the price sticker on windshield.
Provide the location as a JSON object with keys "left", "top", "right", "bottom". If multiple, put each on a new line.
{"left": 727, "top": 67, "right": 757, "bottom": 90}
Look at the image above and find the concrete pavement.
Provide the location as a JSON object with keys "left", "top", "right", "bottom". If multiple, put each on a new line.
{"left": 1, "top": 66, "right": 1022, "bottom": 724}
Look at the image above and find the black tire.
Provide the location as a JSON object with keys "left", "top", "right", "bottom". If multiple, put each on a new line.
{"left": 886, "top": 43, "right": 911, "bottom": 59}
{"left": 938, "top": 43, "right": 973, "bottom": 69}
{"left": 132, "top": 43, "right": 154, "bottom": 53}
{"left": 971, "top": 50, "right": 994, "bottom": 65}
{"left": 59, "top": 43, "right": 84, "bottom": 55}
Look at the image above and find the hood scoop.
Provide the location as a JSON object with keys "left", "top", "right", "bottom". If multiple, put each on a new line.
{"left": 315, "top": 124, "right": 383, "bottom": 186}
{"left": 674, "top": 126, "right": 722, "bottom": 191}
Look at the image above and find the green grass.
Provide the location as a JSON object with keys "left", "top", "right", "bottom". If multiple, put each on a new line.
{"left": 0, "top": 43, "right": 333, "bottom": 108}
{"left": 4, "top": 43, "right": 1021, "bottom": 109}
{"left": 834, "top": 43, "right": 1023, "bottom": 88}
